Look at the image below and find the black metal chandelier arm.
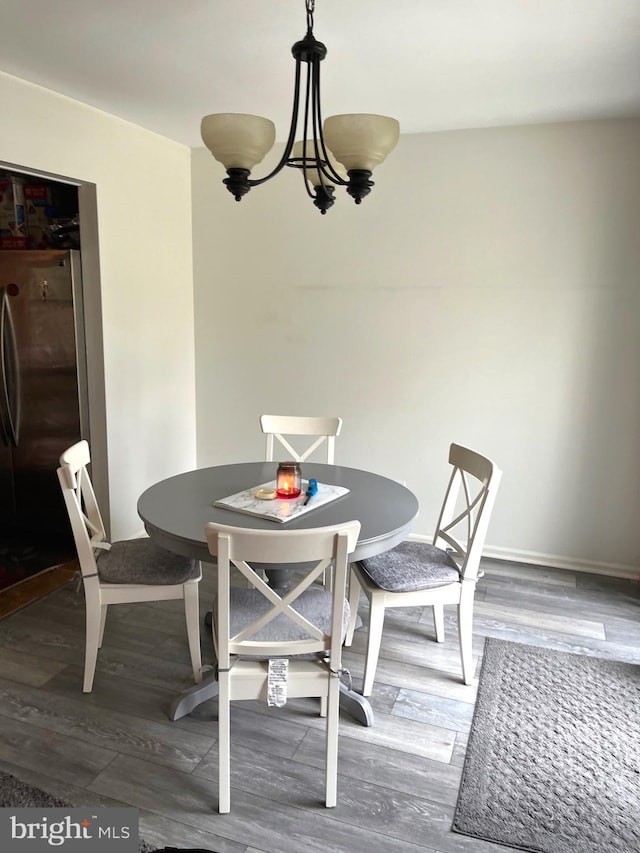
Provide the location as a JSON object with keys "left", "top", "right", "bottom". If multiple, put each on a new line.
{"left": 245, "top": 59, "right": 304, "bottom": 188}
{"left": 309, "top": 56, "right": 347, "bottom": 186}
{"left": 309, "top": 59, "right": 333, "bottom": 189}
{"left": 299, "top": 62, "right": 321, "bottom": 200}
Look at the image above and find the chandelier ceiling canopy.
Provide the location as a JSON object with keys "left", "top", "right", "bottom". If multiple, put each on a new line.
{"left": 200, "top": 0, "right": 400, "bottom": 214}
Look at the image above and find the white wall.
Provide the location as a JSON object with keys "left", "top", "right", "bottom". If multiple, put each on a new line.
{"left": 5, "top": 72, "right": 636, "bottom": 575}
{"left": 0, "top": 71, "right": 197, "bottom": 539}
{"left": 192, "top": 118, "right": 640, "bottom": 576}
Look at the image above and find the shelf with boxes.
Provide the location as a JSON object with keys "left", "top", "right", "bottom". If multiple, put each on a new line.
{"left": 0, "top": 170, "right": 79, "bottom": 251}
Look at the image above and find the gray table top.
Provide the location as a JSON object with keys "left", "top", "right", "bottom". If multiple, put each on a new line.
{"left": 137, "top": 461, "right": 420, "bottom": 563}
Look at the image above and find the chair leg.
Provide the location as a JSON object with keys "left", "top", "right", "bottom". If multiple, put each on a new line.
{"left": 320, "top": 696, "right": 328, "bottom": 717}
{"left": 362, "top": 597, "right": 385, "bottom": 697}
{"left": 344, "top": 567, "right": 361, "bottom": 647}
{"left": 325, "top": 676, "right": 340, "bottom": 808}
{"left": 218, "top": 672, "right": 231, "bottom": 814}
{"left": 83, "top": 605, "right": 101, "bottom": 693}
{"left": 98, "top": 604, "right": 108, "bottom": 647}
{"left": 184, "top": 580, "right": 202, "bottom": 683}
{"left": 458, "top": 582, "right": 476, "bottom": 685}
{"left": 432, "top": 603, "right": 445, "bottom": 642}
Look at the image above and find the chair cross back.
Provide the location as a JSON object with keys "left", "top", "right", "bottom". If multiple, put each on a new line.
{"left": 224, "top": 558, "right": 330, "bottom": 655}
{"left": 58, "top": 441, "right": 109, "bottom": 572}
{"left": 210, "top": 521, "right": 358, "bottom": 668}
{"left": 260, "top": 414, "right": 342, "bottom": 463}
{"left": 433, "top": 445, "right": 500, "bottom": 581}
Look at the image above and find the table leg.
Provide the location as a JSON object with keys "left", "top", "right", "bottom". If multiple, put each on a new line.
{"left": 168, "top": 670, "right": 219, "bottom": 721}
{"left": 339, "top": 682, "right": 375, "bottom": 726}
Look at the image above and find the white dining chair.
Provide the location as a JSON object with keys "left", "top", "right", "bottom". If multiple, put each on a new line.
{"left": 260, "top": 414, "right": 342, "bottom": 464}
{"left": 345, "top": 443, "right": 502, "bottom": 695}
{"left": 205, "top": 518, "right": 360, "bottom": 813}
{"left": 57, "top": 440, "right": 202, "bottom": 692}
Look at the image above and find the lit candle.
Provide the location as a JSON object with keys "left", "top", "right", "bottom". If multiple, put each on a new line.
{"left": 276, "top": 462, "right": 302, "bottom": 498}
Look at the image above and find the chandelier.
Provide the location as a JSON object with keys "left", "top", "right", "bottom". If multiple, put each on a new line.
{"left": 200, "top": 0, "right": 400, "bottom": 214}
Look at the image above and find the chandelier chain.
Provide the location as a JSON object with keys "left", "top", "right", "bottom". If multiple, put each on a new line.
{"left": 306, "top": 0, "right": 315, "bottom": 31}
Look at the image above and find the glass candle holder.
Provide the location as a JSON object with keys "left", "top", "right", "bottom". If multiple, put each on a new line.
{"left": 276, "top": 462, "right": 302, "bottom": 498}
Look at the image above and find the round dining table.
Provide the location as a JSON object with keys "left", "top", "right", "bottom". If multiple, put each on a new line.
{"left": 138, "top": 461, "right": 419, "bottom": 725}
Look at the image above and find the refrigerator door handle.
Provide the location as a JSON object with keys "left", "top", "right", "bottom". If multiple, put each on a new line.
{"left": 0, "top": 288, "right": 21, "bottom": 447}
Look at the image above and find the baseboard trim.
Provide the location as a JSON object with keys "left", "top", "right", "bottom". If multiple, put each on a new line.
{"left": 407, "top": 534, "right": 640, "bottom": 581}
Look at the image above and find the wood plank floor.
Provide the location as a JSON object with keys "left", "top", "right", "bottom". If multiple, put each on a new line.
{"left": 0, "top": 558, "right": 638, "bottom": 853}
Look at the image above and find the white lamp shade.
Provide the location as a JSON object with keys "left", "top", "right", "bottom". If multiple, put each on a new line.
{"left": 200, "top": 113, "right": 276, "bottom": 170}
{"left": 323, "top": 114, "right": 400, "bottom": 171}
{"left": 291, "top": 140, "right": 348, "bottom": 187}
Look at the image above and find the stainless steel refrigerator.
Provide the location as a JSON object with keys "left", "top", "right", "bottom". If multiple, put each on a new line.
{"left": 0, "top": 249, "right": 89, "bottom": 587}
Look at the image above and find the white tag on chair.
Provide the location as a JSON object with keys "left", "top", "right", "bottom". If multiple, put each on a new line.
{"left": 267, "top": 658, "right": 289, "bottom": 707}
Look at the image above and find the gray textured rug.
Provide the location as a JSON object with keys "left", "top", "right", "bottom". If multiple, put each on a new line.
{"left": 0, "top": 770, "right": 153, "bottom": 853}
{"left": 453, "top": 638, "right": 640, "bottom": 853}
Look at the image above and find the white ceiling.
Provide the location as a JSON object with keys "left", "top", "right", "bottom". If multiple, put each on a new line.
{"left": 2, "top": 0, "right": 640, "bottom": 148}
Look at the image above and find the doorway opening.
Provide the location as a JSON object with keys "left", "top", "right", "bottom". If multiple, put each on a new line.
{"left": 0, "top": 163, "right": 107, "bottom": 609}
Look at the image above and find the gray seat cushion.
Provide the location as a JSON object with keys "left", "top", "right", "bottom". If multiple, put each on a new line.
{"left": 358, "top": 541, "right": 461, "bottom": 592}
{"left": 97, "top": 538, "right": 199, "bottom": 585}
{"left": 218, "top": 587, "right": 350, "bottom": 660}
